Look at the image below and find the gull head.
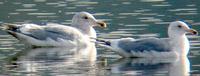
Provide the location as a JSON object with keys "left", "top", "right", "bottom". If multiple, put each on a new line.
{"left": 72, "top": 12, "right": 106, "bottom": 28}
{"left": 168, "top": 21, "right": 198, "bottom": 37}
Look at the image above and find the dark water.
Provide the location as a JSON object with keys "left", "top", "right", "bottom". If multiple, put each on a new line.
{"left": 0, "top": 0, "right": 200, "bottom": 76}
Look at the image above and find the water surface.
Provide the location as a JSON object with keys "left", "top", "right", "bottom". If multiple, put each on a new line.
{"left": 0, "top": 0, "right": 200, "bottom": 76}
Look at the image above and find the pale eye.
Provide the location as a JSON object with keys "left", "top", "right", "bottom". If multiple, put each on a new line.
{"left": 177, "top": 25, "right": 182, "bottom": 28}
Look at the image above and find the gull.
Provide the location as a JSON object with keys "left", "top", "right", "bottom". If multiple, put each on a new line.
{"left": 97, "top": 21, "right": 197, "bottom": 58}
{"left": 2, "top": 12, "right": 106, "bottom": 47}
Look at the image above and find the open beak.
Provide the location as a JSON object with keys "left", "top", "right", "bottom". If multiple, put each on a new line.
{"left": 187, "top": 29, "right": 198, "bottom": 35}
{"left": 96, "top": 21, "right": 107, "bottom": 28}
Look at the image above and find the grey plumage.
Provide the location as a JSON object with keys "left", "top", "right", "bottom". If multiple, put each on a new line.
{"left": 22, "top": 25, "right": 79, "bottom": 41}
{"left": 6, "top": 23, "right": 83, "bottom": 41}
{"left": 117, "top": 38, "right": 171, "bottom": 53}
{"left": 97, "top": 21, "right": 197, "bottom": 58}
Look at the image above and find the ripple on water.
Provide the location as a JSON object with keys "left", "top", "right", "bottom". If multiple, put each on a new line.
{"left": 27, "top": 13, "right": 56, "bottom": 15}
{"left": 15, "top": 9, "right": 38, "bottom": 12}
{"left": 155, "top": 21, "right": 170, "bottom": 25}
{"left": 124, "top": 24, "right": 147, "bottom": 31}
{"left": 66, "top": 7, "right": 77, "bottom": 9}
{"left": 0, "top": 35, "right": 13, "bottom": 38}
{"left": 169, "top": 8, "right": 197, "bottom": 12}
{"left": 118, "top": 13, "right": 141, "bottom": 16}
{"left": 0, "top": 48, "right": 15, "bottom": 50}
{"left": 108, "top": 31, "right": 136, "bottom": 37}
{"left": 34, "top": 0, "right": 46, "bottom": 2}
{"left": 73, "top": 1, "right": 98, "bottom": 5}
{"left": 118, "top": 28, "right": 143, "bottom": 31}
{"left": 152, "top": 4, "right": 171, "bottom": 7}
{"left": 72, "top": 1, "right": 98, "bottom": 7}
{"left": 187, "top": 4, "right": 196, "bottom": 7}
{"left": 140, "top": 0, "right": 165, "bottom": 2}
{"left": 0, "top": 40, "right": 17, "bottom": 44}
{"left": 115, "top": 16, "right": 127, "bottom": 19}
{"left": 36, "top": 16, "right": 59, "bottom": 18}
{"left": 57, "top": 4, "right": 67, "bottom": 7}
{"left": 138, "top": 17, "right": 162, "bottom": 23}
{"left": 93, "top": 13, "right": 111, "bottom": 16}
{"left": 125, "top": 24, "right": 149, "bottom": 27}
{"left": 168, "top": 8, "right": 198, "bottom": 15}
{"left": 22, "top": 4, "right": 36, "bottom": 8}
{"left": 12, "top": 2, "right": 22, "bottom": 5}
{"left": 142, "top": 13, "right": 158, "bottom": 16}
{"left": 46, "top": 3, "right": 59, "bottom": 5}
{"left": 0, "top": 2, "right": 3, "bottom": 4}
{"left": 190, "top": 40, "right": 200, "bottom": 46}
{"left": 122, "top": 2, "right": 131, "bottom": 5}
{"left": 65, "top": 12, "right": 76, "bottom": 15}
{"left": 135, "top": 9, "right": 151, "bottom": 13}
{"left": 175, "top": 12, "right": 197, "bottom": 15}
{"left": 8, "top": 12, "right": 20, "bottom": 15}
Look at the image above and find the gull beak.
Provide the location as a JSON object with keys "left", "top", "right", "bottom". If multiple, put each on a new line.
{"left": 96, "top": 21, "right": 107, "bottom": 28}
{"left": 187, "top": 29, "right": 198, "bottom": 35}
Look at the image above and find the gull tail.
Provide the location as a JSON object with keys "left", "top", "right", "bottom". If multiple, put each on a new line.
{"left": 90, "top": 37, "right": 111, "bottom": 46}
{"left": 96, "top": 38, "right": 111, "bottom": 46}
{"left": 1, "top": 23, "right": 21, "bottom": 38}
{"left": 1, "top": 23, "right": 19, "bottom": 31}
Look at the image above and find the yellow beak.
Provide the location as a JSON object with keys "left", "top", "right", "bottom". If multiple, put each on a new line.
{"left": 187, "top": 29, "right": 198, "bottom": 35}
{"left": 96, "top": 21, "right": 107, "bottom": 28}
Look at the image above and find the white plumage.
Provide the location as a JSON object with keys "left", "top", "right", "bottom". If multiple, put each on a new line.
{"left": 98, "top": 21, "right": 197, "bottom": 58}
{"left": 3, "top": 12, "right": 106, "bottom": 47}
{"left": 2, "top": 12, "right": 106, "bottom": 61}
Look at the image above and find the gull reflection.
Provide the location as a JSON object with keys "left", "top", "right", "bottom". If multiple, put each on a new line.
{"left": 108, "top": 57, "right": 190, "bottom": 76}
{"left": 7, "top": 47, "right": 98, "bottom": 76}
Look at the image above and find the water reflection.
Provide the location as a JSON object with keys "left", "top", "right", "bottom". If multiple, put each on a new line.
{"left": 108, "top": 57, "right": 190, "bottom": 76}
{"left": 5, "top": 47, "right": 98, "bottom": 76}
{"left": 1, "top": 0, "right": 200, "bottom": 75}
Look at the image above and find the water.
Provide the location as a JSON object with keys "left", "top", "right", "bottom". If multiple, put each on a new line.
{"left": 0, "top": 0, "right": 200, "bottom": 76}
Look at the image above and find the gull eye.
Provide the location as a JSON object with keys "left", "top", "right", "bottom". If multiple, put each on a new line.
{"left": 83, "top": 16, "right": 88, "bottom": 19}
{"left": 177, "top": 25, "right": 182, "bottom": 28}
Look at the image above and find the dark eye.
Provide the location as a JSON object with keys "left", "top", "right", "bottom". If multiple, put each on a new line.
{"left": 83, "top": 16, "right": 88, "bottom": 19}
{"left": 178, "top": 25, "right": 182, "bottom": 28}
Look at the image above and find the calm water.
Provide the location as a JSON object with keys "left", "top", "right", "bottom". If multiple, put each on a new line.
{"left": 0, "top": 0, "right": 200, "bottom": 76}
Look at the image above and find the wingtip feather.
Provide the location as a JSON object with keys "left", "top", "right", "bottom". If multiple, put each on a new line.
{"left": 1, "top": 23, "right": 18, "bottom": 31}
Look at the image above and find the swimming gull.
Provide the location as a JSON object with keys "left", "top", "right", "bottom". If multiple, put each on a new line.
{"left": 2, "top": 12, "right": 107, "bottom": 47}
{"left": 97, "top": 21, "right": 198, "bottom": 58}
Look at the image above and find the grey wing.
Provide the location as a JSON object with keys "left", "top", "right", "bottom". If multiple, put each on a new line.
{"left": 118, "top": 38, "right": 171, "bottom": 53}
{"left": 21, "top": 26, "right": 81, "bottom": 41}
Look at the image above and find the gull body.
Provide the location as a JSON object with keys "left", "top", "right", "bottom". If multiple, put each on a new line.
{"left": 2, "top": 12, "right": 106, "bottom": 61}
{"left": 3, "top": 12, "right": 106, "bottom": 47}
{"left": 99, "top": 21, "right": 197, "bottom": 58}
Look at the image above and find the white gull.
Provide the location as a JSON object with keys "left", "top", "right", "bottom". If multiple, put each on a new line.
{"left": 98, "top": 21, "right": 197, "bottom": 58}
{"left": 2, "top": 12, "right": 106, "bottom": 60}
{"left": 2, "top": 12, "right": 106, "bottom": 47}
